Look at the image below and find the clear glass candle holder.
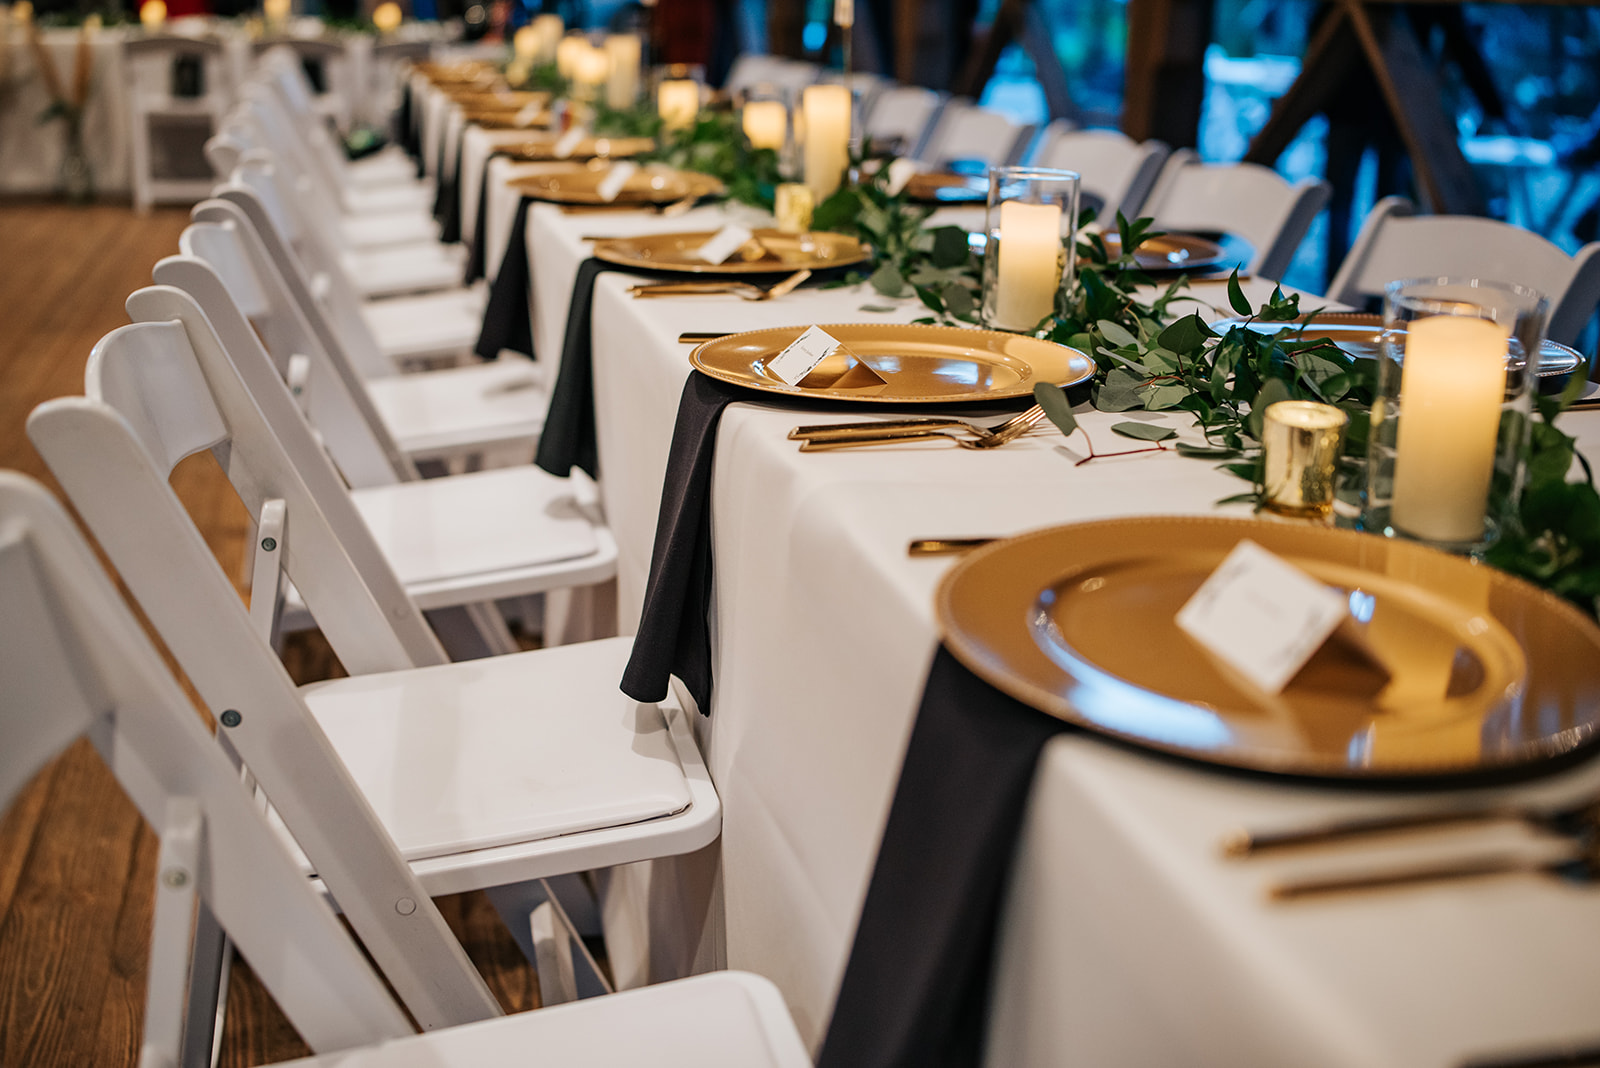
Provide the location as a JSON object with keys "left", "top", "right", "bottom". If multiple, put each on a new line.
{"left": 1362, "top": 277, "right": 1548, "bottom": 554}
{"left": 981, "top": 166, "right": 1079, "bottom": 334}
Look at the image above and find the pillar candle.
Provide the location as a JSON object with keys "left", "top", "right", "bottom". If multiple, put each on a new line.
{"left": 604, "top": 34, "right": 640, "bottom": 109}
{"left": 802, "top": 84, "right": 850, "bottom": 200}
{"left": 532, "top": 14, "right": 562, "bottom": 62}
{"left": 512, "top": 24, "right": 538, "bottom": 59}
{"left": 555, "top": 34, "right": 585, "bottom": 80}
{"left": 657, "top": 78, "right": 698, "bottom": 130}
{"left": 140, "top": 0, "right": 167, "bottom": 29}
{"left": 742, "top": 100, "right": 786, "bottom": 149}
{"left": 1390, "top": 315, "right": 1509, "bottom": 543}
{"left": 991, "top": 200, "right": 1062, "bottom": 331}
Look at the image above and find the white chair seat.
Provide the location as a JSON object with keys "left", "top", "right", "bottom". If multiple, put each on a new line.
{"left": 348, "top": 150, "right": 430, "bottom": 188}
{"left": 362, "top": 287, "right": 487, "bottom": 362}
{"left": 276, "top": 971, "right": 811, "bottom": 1067}
{"left": 341, "top": 210, "right": 442, "bottom": 250}
{"left": 343, "top": 243, "right": 467, "bottom": 298}
{"left": 348, "top": 464, "right": 599, "bottom": 591}
{"left": 300, "top": 637, "right": 692, "bottom": 862}
{"left": 345, "top": 182, "right": 436, "bottom": 215}
{"left": 365, "top": 355, "right": 546, "bottom": 457}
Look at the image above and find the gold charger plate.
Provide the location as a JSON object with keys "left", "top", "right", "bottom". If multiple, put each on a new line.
{"left": 498, "top": 135, "right": 655, "bottom": 162}
{"left": 937, "top": 516, "right": 1600, "bottom": 780}
{"left": 508, "top": 163, "right": 724, "bottom": 205}
{"left": 905, "top": 172, "right": 987, "bottom": 204}
{"left": 690, "top": 323, "right": 1094, "bottom": 403}
{"left": 593, "top": 229, "right": 869, "bottom": 275}
{"left": 1101, "top": 230, "right": 1226, "bottom": 271}
{"left": 1209, "top": 312, "right": 1585, "bottom": 380}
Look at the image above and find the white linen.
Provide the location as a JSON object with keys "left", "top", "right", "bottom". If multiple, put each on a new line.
{"left": 0, "top": 26, "right": 130, "bottom": 194}
{"left": 529, "top": 199, "right": 1600, "bottom": 1064}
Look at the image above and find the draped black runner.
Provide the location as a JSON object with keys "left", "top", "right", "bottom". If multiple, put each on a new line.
{"left": 473, "top": 197, "right": 535, "bottom": 361}
{"left": 434, "top": 139, "right": 464, "bottom": 244}
{"left": 816, "top": 647, "right": 1071, "bottom": 1068}
{"left": 619, "top": 372, "right": 752, "bottom": 713}
{"left": 532, "top": 257, "right": 612, "bottom": 479}
{"left": 463, "top": 158, "right": 503, "bottom": 284}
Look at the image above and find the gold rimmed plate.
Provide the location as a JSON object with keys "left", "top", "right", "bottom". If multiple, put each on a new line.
{"left": 937, "top": 517, "right": 1600, "bottom": 781}
{"left": 1100, "top": 230, "right": 1228, "bottom": 272}
{"left": 1208, "top": 312, "right": 1585, "bottom": 382}
{"left": 497, "top": 135, "right": 655, "bottom": 161}
{"left": 690, "top": 323, "right": 1094, "bottom": 403}
{"left": 593, "top": 229, "right": 869, "bottom": 275}
{"left": 508, "top": 162, "right": 724, "bottom": 205}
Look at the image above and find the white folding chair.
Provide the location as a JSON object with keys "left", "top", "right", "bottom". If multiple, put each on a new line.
{"left": 1028, "top": 122, "right": 1169, "bottom": 225}
{"left": 861, "top": 85, "right": 944, "bottom": 158}
{"left": 914, "top": 100, "right": 1035, "bottom": 169}
{"left": 176, "top": 197, "right": 534, "bottom": 463}
{"left": 251, "top": 36, "right": 355, "bottom": 131}
{"left": 1327, "top": 196, "right": 1600, "bottom": 346}
{"left": 1141, "top": 149, "right": 1332, "bottom": 282}
{"left": 724, "top": 53, "right": 818, "bottom": 99}
{"left": 24, "top": 299, "right": 716, "bottom": 1005}
{"left": 0, "top": 470, "right": 810, "bottom": 1065}
{"left": 101, "top": 281, "right": 607, "bottom": 656}
{"left": 367, "top": 39, "right": 432, "bottom": 130}
{"left": 123, "top": 34, "right": 235, "bottom": 213}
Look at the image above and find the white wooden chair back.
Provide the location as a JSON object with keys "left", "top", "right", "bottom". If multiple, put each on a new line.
{"left": 1327, "top": 196, "right": 1600, "bottom": 346}
{"left": 254, "top": 39, "right": 353, "bottom": 130}
{"left": 1029, "top": 122, "right": 1169, "bottom": 224}
{"left": 1142, "top": 149, "right": 1331, "bottom": 282}
{"left": 369, "top": 40, "right": 432, "bottom": 127}
{"left": 27, "top": 311, "right": 507, "bottom": 1033}
{"left": 917, "top": 100, "right": 1034, "bottom": 168}
{"left": 122, "top": 35, "right": 234, "bottom": 212}
{"left": 862, "top": 85, "right": 944, "bottom": 157}
{"left": 232, "top": 92, "right": 362, "bottom": 241}
{"left": 725, "top": 53, "right": 815, "bottom": 98}
{"left": 0, "top": 470, "right": 422, "bottom": 1061}
{"left": 171, "top": 214, "right": 403, "bottom": 487}
{"left": 203, "top": 126, "right": 249, "bottom": 178}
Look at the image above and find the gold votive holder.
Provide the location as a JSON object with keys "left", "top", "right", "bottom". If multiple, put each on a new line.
{"left": 774, "top": 182, "right": 814, "bottom": 234}
{"left": 1262, "top": 400, "right": 1348, "bottom": 519}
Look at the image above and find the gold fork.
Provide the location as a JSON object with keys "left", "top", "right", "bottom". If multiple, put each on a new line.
{"left": 630, "top": 269, "right": 811, "bottom": 302}
{"left": 796, "top": 405, "right": 1047, "bottom": 451}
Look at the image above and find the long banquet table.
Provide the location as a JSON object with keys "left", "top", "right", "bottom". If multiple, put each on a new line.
{"left": 503, "top": 188, "right": 1600, "bottom": 1065}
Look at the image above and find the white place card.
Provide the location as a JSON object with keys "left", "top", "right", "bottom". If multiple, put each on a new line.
{"left": 514, "top": 101, "right": 543, "bottom": 127}
{"left": 553, "top": 125, "right": 587, "bottom": 158}
{"left": 767, "top": 325, "right": 847, "bottom": 386}
{"left": 595, "top": 161, "right": 639, "bottom": 202}
{"left": 1175, "top": 539, "right": 1349, "bottom": 695}
{"left": 694, "top": 224, "right": 755, "bottom": 264}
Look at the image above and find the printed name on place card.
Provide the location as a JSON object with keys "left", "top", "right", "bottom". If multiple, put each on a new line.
{"left": 1175, "top": 539, "right": 1350, "bottom": 695}
{"left": 695, "top": 224, "right": 755, "bottom": 264}
{"left": 553, "top": 125, "right": 587, "bottom": 158}
{"left": 767, "top": 325, "right": 848, "bottom": 386}
{"left": 515, "top": 101, "right": 544, "bottom": 127}
{"left": 595, "top": 161, "right": 639, "bottom": 202}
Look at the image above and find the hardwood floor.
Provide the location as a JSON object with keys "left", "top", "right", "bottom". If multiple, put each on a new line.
{"left": 0, "top": 199, "right": 537, "bottom": 1067}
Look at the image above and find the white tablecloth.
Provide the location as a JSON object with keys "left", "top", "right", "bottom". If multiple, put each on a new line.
{"left": 0, "top": 26, "right": 131, "bottom": 194}
{"left": 513, "top": 194, "right": 1600, "bottom": 1064}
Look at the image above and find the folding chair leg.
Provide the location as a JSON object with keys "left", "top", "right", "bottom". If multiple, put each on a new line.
{"left": 181, "top": 903, "right": 230, "bottom": 1068}
{"left": 530, "top": 902, "right": 578, "bottom": 1006}
{"left": 423, "top": 603, "right": 519, "bottom": 660}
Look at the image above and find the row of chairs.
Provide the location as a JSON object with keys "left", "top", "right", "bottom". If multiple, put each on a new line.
{"left": 8, "top": 46, "right": 816, "bottom": 1066}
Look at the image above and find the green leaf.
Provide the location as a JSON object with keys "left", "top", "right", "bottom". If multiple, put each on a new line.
{"left": 1094, "top": 367, "right": 1149, "bottom": 411}
{"left": 1174, "top": 442, "right": 1240, "bottom": 458}
{"left": 929, "top": 226, "right": 970, "bottom": 268}
{"left": 1033, "top": 382, "right": 1079, "bottom": 437}
{"left": 1112, "top": 421, "right": 1177, "bottom": 441}
{"left": 1156, "top": 313, "right": 1214, "bottom": 355}
{"left": 1227, "top": 269, "right": 1251, "bottom": 316}
{"left": 1245, "top": 378, "right": 1292, "bottom": 439}
{"left": 1142, "top": 383, "right": 1190, "bottom": 410}
{"left": 858, "top": 304, "right": 896, "bottom": 313}
{"left": 942, "top": 283, "right": 974, "bottom": 319}
{"left": 869, "top": 262, "right": 907, "bottom": 296}
{"left": 1097, "top": 318, "right": 1139, "bottom": 349}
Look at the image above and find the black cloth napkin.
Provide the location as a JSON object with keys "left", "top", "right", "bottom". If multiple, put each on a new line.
{"left": 619, "top": 372, "right": 753, "bottom": 713}
{"left": 398, "top": 81, "right": 418, "bottom": 164}
{"left": 463, "top": 157, "right": 502, "bottom": 284}
{"left": 474, "top": 197, "right": 536, "bottom": 361}
{"left": 816, "top": 646, "right": 1070, "bottom": 1068}
{"left": 434, "top": 137, "right": 464, "bottom": 244}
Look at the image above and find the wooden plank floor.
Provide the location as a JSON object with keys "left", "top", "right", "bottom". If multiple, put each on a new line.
{"left": 0, "top": 199, "right": 538, "bottom": 1067}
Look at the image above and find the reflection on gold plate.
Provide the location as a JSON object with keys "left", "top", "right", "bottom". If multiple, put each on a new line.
{"left": 466, "top": 111, "right": 555, "bottom": 130}
{"left": 1208, "top": 312, "right": 1585, "bottom": 380}
{"left": 1100, "top": 230, "right": 1226, "bottom": 271}
{"left": 937, "top": 517, "right": 1600, "bottom": 779}
{"left": 451, "top": 90, "right": 549, "bottom": 108}
{"left": 690, "top": 323, "right": 1094, "bottom": 403}
{"left": 508, "top": 163, "right": 724, "bottom": 205}
{"left": 905, "top": 172, "right": 987, "bottom": 204}
{"left": 416, "top": 62, "right": 499, "bottom": 86}
{"left": 497, "top": 135, "right": 655, "bottom": 162}
{"left": 593, "top": 229, "right": 869, "bottom": 275}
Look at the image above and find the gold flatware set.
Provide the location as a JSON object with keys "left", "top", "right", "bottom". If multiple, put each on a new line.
{"left": 629, "top": 269, "right": 812, "bottom": 302}
{"left": 788, "top": 404, "right": 1047, "bottom": 451}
